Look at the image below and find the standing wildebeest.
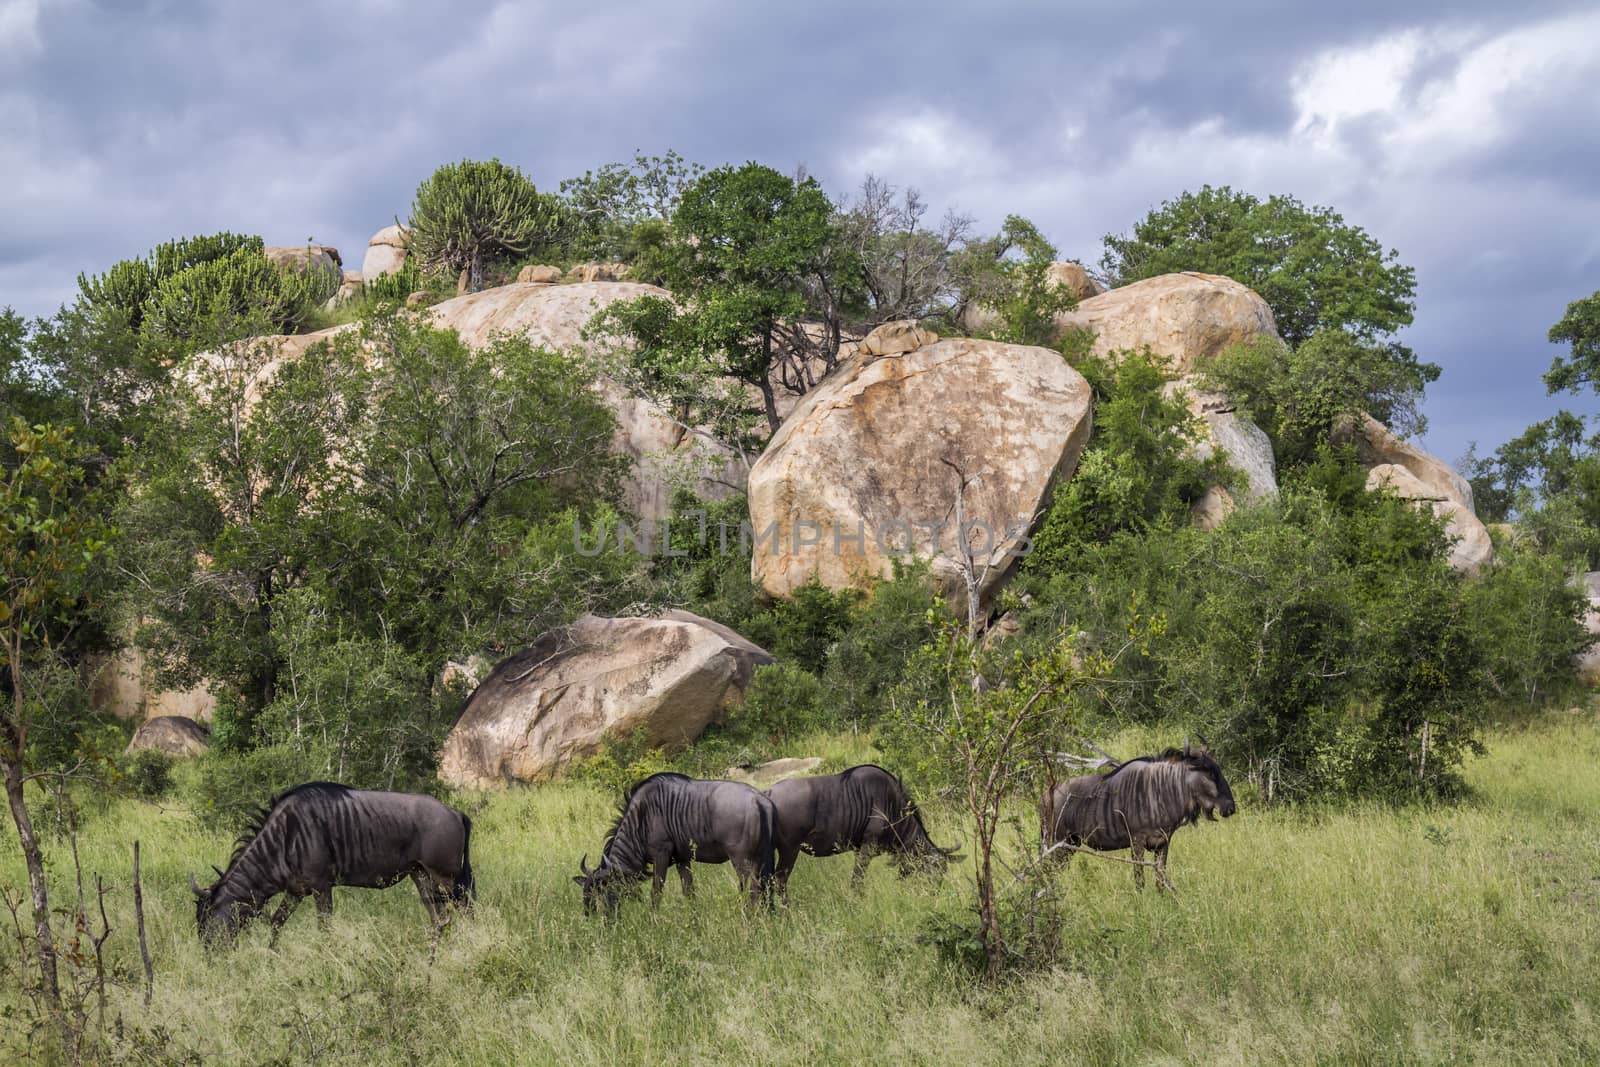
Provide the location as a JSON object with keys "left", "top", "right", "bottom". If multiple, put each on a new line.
{"left": 1040, "top": 745, "right": 1235, "bottom": 891}
{"left": 574, "top": 772, "right": 776, "bottom": 913}
{"left": 190, "top": 782, "right": 474, "bottom": 944}
{"left": 765, "top": 764, "right": 960, "bottom": 894}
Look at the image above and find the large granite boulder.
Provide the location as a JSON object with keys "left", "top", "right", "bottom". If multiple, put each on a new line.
{"left": 437, "top": 610, "right": 774, "bottom": 787}
{"left": 425, "top": 281, "right": 745, "bottom": 519}
{"left": 1366, "top": 464, "right": 1493, "bottom": 576}
{"left": 1164, "top": 378, "right": 1278, "bottom": 529}
{"left": 1348, "top": 413, "right": 1492, "bottom": 575}
{"left": 361, "top": 224, "right": 408, "bottom": 279}
{"left": 961, "top": 262, "right": 1105, "bottom": 335}
{"left": 126, "top": 716, "right": 211, "bottom": 758}
{"left": 87, "top": 639, "right": 218, "bottom": 723}
{"left": 1059, "top": 272, "right": 1279, "bottom": 373}
{"left": 747, "top": 332, "right": 1093, "bottom": 601}
{"left": 1576, "top": 572, "right": 1600, "bottom": 686}
{"left": 264, "top": 245, "right": 342, "bottom": 290}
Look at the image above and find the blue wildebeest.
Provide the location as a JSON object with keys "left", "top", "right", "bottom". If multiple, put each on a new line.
{"left": 190, "top": 782, "right": 474, "bottom": 944}
{"left": 1039, "top": 744, "right": 1236, "bottom": 891}
{"left": 574, "top": 772, "right": 776, "bottom": 913}
{"left": 765, "top": 764, "right": 961, "bottom": 894}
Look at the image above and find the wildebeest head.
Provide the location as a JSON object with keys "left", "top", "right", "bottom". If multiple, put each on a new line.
{"left": 572, "top": 853, "right": 637, "bottom": 915}
{"left": 1173, "top": 741, "right": 1236, "bottom": 822}
{"left": 888, "top": 804, "right": 963, "bottom": 878}
{"left": 190, "top": 868, "right": 260, "bottom": 944}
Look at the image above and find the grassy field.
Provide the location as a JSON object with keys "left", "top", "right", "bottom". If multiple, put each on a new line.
{"left": 3, "top": 712, "right": 1599, "bottom": 1065}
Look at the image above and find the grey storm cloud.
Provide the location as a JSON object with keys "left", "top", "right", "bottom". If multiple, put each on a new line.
{"left": 3, "top": 0, "right": 1599, "bottom": 465}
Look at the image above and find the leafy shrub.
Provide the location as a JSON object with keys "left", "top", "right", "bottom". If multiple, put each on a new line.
{"left": 573, "top": 727, "right": 670, "bottom": 797}
{"left": 120, "top": 749, "right": 175, "bottom": 801}
{"left": 187, "top": 743, "right": 319, "bottom": 832}
{"left": 407, "top": 159, "right": 567, "bottom": 292}
{"left": 143, "top": 245, "right": 336, "bottom": 344}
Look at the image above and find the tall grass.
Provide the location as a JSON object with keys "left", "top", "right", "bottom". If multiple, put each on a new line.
{"left": 3, "top": 713, "right": 1598, "bottom": 1064}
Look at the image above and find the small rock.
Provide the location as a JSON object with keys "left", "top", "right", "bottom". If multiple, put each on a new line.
{"left": 726, "top": 757, "right": 823, "bottom": 789}
{"left": 517, "top": 265, "right": 564, "bottom": 284}
{"left": 405, "top": 291, "right": 435, "bottom": 309}
{"left": 127, "top": 716, "right": 211, "bottom": 758}
{"left": 860, "top": 320, "right": 938, "bottom": 357}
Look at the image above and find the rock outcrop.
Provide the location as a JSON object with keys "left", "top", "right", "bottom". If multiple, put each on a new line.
{"left": 960, "top": 262, "right": 1105, "bottom": 335}
{"left": 516, "top": 264, "right": 563, "bottom": 284}
{"left": 87, "top": 642, "right": 218, "bottom": 723}
{"left": 265, "top": 244, "right": 342, "bottom": 279}
{"left": 437, "top": 610, "right": 774, "bottom": 787}
{"left": 126, "top": 715, "right": 211, "bottom": 758}
{"left": 859, "top": 320, "right": 937, "bottom": 357}
{"left": 425, "top": 281, "right": 745, "bottom": 518}
{"left": 1164, "top": 379, "right": 1278, "bottom": 529}
{"left": 726, "top": 757, "right": 823, "bottom": 789}
{"left": 747, "top": 335, "right": 1093, "bottom": 601}
{"left": 567, "top": 263, "right": 628, "bottom": 283}
{"left": 1059, "top": 272, "right": 1279, "bottom": 373}
{"left": 1349, "top": 413, "right": 1492, "bottom": 575}
{"left": 1576, "top": 573, "right": 1600, "bottom": 686}
{"left": 362, "top": 225, "right": 408, "bottom": 279}
{"left": 1366, "top": 464, "right": 1493, "bottom": 576}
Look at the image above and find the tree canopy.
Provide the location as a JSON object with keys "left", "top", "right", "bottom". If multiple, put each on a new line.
{"left": 1101, "top": 185, "right": 1417, "bottom": 345}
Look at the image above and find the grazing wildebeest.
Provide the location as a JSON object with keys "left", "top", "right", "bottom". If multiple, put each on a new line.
{"left": 765, "top": 764, "right": 961, "bottom": 894}
{"left": 190, "top": 782, "right": 474, "bottom": 944}
{"left": 573, "top": 772, "right": 776, "bottom": 914}
{"left": 1039, "top": 744, "right": 1235, "bottom": 891}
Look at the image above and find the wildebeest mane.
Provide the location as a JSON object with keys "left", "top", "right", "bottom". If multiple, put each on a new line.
{"left": 601, "top": 772, "right": 692, "bottom": 863}
{"left": 225, "top": 782, "right": 352, "bottom": 870}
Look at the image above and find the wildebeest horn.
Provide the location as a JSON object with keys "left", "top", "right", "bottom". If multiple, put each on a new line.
{"left": 1184, "top": 735, "right": 1191, "bottom": 756}
{"left": 940, "top": 834, "right": 965, "bottom": 856}
{"left": 211, "top": 865, "right": 225, "bottom": 879}
{"left": 579, "top": 853, "right": 591, "bottom": 876}
{"left": 189, "top": 871, "right": 201, "bottom": 896}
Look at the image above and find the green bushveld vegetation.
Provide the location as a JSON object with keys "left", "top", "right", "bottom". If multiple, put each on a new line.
{"left": 1, "top": 154, "right": 1597, "bottom": 1060}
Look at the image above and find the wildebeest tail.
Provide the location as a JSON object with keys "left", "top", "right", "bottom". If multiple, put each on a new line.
{"left": 756, "top": 801, "right": 776, "bottom": 903}
{"left": 452, "top": 812, "right": 476, "bottom": 904}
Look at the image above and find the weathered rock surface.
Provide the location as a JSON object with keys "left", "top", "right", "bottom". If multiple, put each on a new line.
{"left": 405, "top": 290, "right": 434, "bottom": 308}
{"left": 1366, "top": 463, "right": 1493, "bottom": 576}
{"left": 1350, "top": 413, "right": 1476, "bottom": 513}
{"left": 1347, "top": 413, "right": 1492, "bottom": 575}
{"left": 860, "top": 320, "right": 938, "bottom": 357}
{"left": 1059, "top": 272, "right": 1280, "bottom": 373}
{"left": 748, "top": 335, "right": 1094, "bottom": 601}
{"left": 88, "top": 645, "right": 219, "bottom": 722}
{"left": 425, "top": 281, "right": 745, "bottom": 518}
{"left": 1164, "top": 378, "right": 1278, "bottom": 529}
{"left": 438, "top": 610, "right": 774, "bottom": 787}
{"left": 362, "top": 224, "right": 408, "bottom": 279}
{"left": 726, "top": 757, "right": 823, "bottom": 789}
{"left": 265, "top": 244, "right": 342, "bottom": 280}
{"left": 1576, "top": 573, "right": 1600, "bottom": 686}
{"left": 516, "top": 264, "right": 563, "bottom": 284}
{"left": 960, "top": 262, "right": 1105, "bottom": 335}
{"left": 567, "top": 263, "right": 628, "bottom": 282}
{"left": 1046, "top": 262, "right": 1106, "bottom": 301}
{"left": 127, "top": 716, "right": 211, "bottom": 758}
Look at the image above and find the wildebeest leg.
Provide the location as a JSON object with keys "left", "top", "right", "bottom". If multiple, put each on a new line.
{"left": 775, "top": 845, "right": 801, "bottom": 899}
{"left": 1130, "top": 843, "right": 1146, "bottom": 891}
{"left": 650, "top": 851, "right": 671, "bottom": 907}
{"left": 411, "top": 871, "right": 445, "bottom": 928}
{"left": 851, "top": 849, "right": 873, "bottom": 889}
{"left": 268, "top": 893, "right": 302, "bottom": 947}
{"left": 677, "top": 863, "right": 694, "bottom": 899}
{"left": 1154, "top": 843, "right": 1176, "bottom": 893}
{"left": 314, "top": 887, "right": 334, "bottom": 928}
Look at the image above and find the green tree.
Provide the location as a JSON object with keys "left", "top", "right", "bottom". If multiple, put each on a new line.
{"left": 559, "top": 149, "right": 706, "bottom": 264}
{"left": 1027, "top": 352, "right": 1235, "bottom": 574}
{"left": 588, "top": 162, "right": 859, "bottom": 445}
{"left": 1102, "top": 185, "right": 1417, "bottom": 345}
{"left": 1201, "top": 328, "right": 1439, "bottom": 468}
{"left": 960, "top": 215, "right": 1080, "bottom": 347}
{"left": 1543, "top": 290, "right": 1600, "bottom": 394}
{"left": 0, "top": 421, "right": 112, "bottom": 1033}
{"left": 76, "top": 232, "right": 262, "bottom": 331}
{"left": 407, "top": 159, "right": 566, "bottom": 293}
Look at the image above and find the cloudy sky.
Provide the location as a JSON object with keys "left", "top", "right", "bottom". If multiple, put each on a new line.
{"left": 4, "top": 0, "right": 1598, "bottom": 466}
